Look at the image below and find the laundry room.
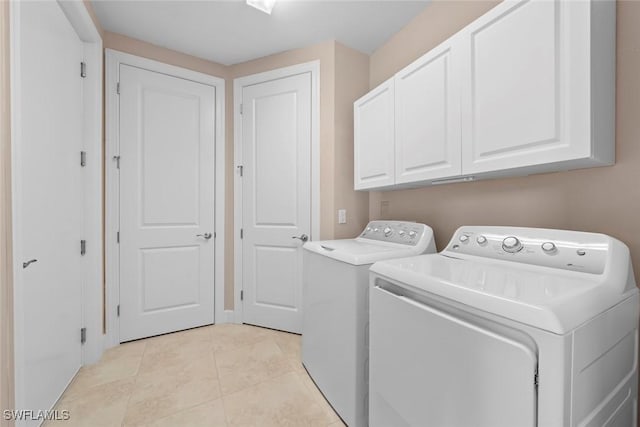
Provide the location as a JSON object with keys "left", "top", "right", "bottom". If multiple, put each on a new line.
{"left": 1, "top": 0, "right": 639, "bottom": 426}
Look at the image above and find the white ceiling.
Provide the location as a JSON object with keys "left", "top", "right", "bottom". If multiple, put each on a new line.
{"left": 91, "top": 0, "right": 430, "bottom": 65}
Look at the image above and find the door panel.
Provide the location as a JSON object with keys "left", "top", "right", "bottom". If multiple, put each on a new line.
{"left": 141, "top": 246, "right": 200, "bottom": 311}
{"left": 18, "top": 1, "right": 84, "bottom": 421}
{"left": 254, "top": 245, "right": 298, "bottom": 309}
{"left": 354, "top": 79, "right": 395, "bottom": 189}
{"left": 242, "top": 72, "right": 311, "bottom": 333}
{"left": 369, "top": 285, "right": 537, "bottom": 427}
{"left": 395, "top": 37, "right": 462, "bottom": 183}
{"left": 119, "top": 65, "right": 216, "bottom": 342}
{"left": 254, "top": 92, "right": 298, "bottom": 226}
{"left": 141, "top": 89, "right": 201, "bottom": 226}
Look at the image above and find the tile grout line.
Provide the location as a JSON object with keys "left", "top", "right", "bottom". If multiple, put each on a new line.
{"left": 126, "top": 327, "right": 221, "bottom": 425}
{"left": 211, "top": 340, "right": 232, "bottom": 426}
{"left": 120, "top": 341, "right": 148, "bottom": 426}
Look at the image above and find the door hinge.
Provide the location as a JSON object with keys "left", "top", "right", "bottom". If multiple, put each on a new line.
{"left": 239, "top": 103, "right": 243, "bottom": 115}
{"left": 240, "top": 290, "right": 244, "bottom": 301}
{"left": 116, "top": 82, "right": 120, "bottom": 95}
{"left": 116, "top": 231, "right": 120, "bottom": 244}
{"left": 237, "top": 165, "right": 243, "bottom": 177}
{"left": 80, "top": 151, "right": 87, "bottom": 167}
{"left": 113, "top": 155, "right": 120, "bottom": 169}
{"left": 80, "top": 327, "right": 87, "bottom": 344}
{"left": 240, "top": 228, "right": 243, "bottom": 239}
{"left": 534, "top": 368, "right": 539, "bottom": 389}
{"left": 80, "top": 240, "right": 86, "bottom": 256}
{"left": 80, "top": 62, "right": 87, "bottom": 78}
{"left": 117, "top": 304, "right": 120, "bottom": 317}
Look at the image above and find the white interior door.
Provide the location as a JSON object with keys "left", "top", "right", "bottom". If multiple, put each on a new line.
{"left": 119, "top": 64, "right": 216, "bottom": 342}
{"left": 241, "top": 72, "right": 312, "bottom": 333}
{"left": 17, "top": 1, "right": 84, "bottom": 422}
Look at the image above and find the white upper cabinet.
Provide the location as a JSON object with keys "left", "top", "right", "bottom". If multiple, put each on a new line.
{"left": 459, "top": 0, "right": 615, "bottom": 175}
{"left": 395, "top": 36, "right": 463, "bottom": 184}
{"left": 354, "top": 78, "right": 395, "bottom": 190}
{"left": 353, "top": 0, "right": 615, "bottom": 191}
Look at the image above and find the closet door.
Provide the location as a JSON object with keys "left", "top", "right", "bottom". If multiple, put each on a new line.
{"left": 17, "top": 2, "right": 84, "bottom": 421}
{"left": 460, "top": 0, "right": 601, "bottom": 174}
{"left": 354, "top": 78, "right": 395, "bottom": 190}
{"left": 395, "top": 36, "right": 462, "bottom": 184}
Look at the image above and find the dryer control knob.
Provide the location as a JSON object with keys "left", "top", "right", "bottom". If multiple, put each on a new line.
{"left": 398, "top": 230, "right": 405, "bottom": 236}
{"left": 408, "top": 231, "right": 417, "bottom": 239}
{"left": 383, "top": 227, "right": 393, "bottom": 237}
{"left": 502, "top": 236, "right": 523, "bottom": 253}
{"left": 541, "top": 242, "right": 557, "bottom": 253}
{"left": 477, "top": 235, "right": 487, "bottom": 245}
{"left": 459, "top": 235, "right": 469, "bottom": 243}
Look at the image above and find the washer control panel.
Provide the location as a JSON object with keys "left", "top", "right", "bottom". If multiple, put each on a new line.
{"left": 444, "top": 226, "right": 609, "bottom": 274}
{"left": 359, "top": 221, "right": 428, "bottom": 246}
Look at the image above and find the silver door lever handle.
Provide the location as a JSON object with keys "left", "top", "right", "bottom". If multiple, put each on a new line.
{"left": 292, "top": 234, "right": 309, "bottom": 242}
{"left": 23, "top": 259, "right": 38, "bottom": 269}
{"left": 197, "top": 233, "right": 213, "bottom": 240}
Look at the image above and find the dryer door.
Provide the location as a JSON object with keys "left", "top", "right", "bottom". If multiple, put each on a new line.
{"left": 369, "top": 284, "right": 538, "bottom": 427}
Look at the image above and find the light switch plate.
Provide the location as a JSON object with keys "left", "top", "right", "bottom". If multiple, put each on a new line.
{"left": 338, "top": 209, "right": 347, "bottom": 224}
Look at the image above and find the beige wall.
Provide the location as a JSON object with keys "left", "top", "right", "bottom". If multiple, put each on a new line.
{"left": 104, "top": 32, "right": 228, "bottom": 78}
{"left": 0, "top": 0, "right": 15, "bottom": 424}
{"left": 333, "top": 43, "right": 370, "bottom": 238}
{"left": 367, "top": 1, "right": 640, "bottom": 287}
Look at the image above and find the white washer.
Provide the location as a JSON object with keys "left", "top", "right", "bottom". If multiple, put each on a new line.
{"left": 302, "top": 221, "right": 436, "bottom": 427}
{"left": 369, "top": 226, "right": 639, "bottom": 427}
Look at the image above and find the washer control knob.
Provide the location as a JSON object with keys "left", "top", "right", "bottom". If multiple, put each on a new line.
{"left": 459, "top": 235, "right": 469, "bottom": 243}
{"left": 366, "top": 227, "right": 372, "bottom": 232}
{"left": 408, "top": 231, "right": 417, "bottom": 239}
{"left": 373, "top": 228, "right": 379, "bottom": 233}
{"left": 383, "top": 227, "right": 393, "bottom": 237}
{"left": 577, "top": 249, "right": 586, "bottom": 256}
{"left": 398, "top": 230, "right": 405, "bottom": 236}
{"left": 502, "top": 236, "right": 523, "bottom": 253}
{"left": 541, "top": 242, "right": 557, "bottom": 253}
{"left": 476, "top": 235, "right": 487, "bottom": 245}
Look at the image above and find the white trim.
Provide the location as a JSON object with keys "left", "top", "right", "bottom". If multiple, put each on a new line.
{"left": 10, "top": 0, "right": 103, "bottom": 415}
{"left": 9, "top": 0, "right": 24, "bottom": 412}
{"left": 104, "top": 49, "right": 226, "bottom": 348}
{"left": 232, "top": 61, "right": 320, "bottom": 324}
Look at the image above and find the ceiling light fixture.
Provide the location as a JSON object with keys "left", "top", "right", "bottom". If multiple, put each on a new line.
{"left": 246, "top": 0, "right": 277, "bottom": 15}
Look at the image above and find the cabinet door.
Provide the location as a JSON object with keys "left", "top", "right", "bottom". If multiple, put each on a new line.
{"left": 460, "top": 0, "right": 592, "bottom": 174}
{"left": 395, "top": 37, "right": 462, "bottom": 184}
{"left": 354, "top": 79, "right": 395, "bottom": 190}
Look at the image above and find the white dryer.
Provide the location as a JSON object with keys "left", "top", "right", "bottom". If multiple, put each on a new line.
{"left": 302, "top": 221, "right": 436, "bottom": 427}
{"left": 369, "top": 226, "right": 639, "bottom": 427}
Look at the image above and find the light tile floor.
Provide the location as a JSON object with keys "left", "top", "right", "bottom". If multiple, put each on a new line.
{"left": 45, "top": 324, "right": 345, "bottom": 427}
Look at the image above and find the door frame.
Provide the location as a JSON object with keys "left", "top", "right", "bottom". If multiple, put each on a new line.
{"left": 232, "top": 61, "right": 320, "bottom": 324}
{"left": 104, "top": 50, "right": 226, "bottom": 348}
{"left": 10, "top": 0, "right": 103, "bottom": 412}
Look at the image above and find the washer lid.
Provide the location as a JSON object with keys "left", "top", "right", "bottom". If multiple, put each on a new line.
{"left": 304, "top": 239, "right": 426, "bottom": 265}
{"left": 370, "top": 253, "right": 636, "bottom": 334}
